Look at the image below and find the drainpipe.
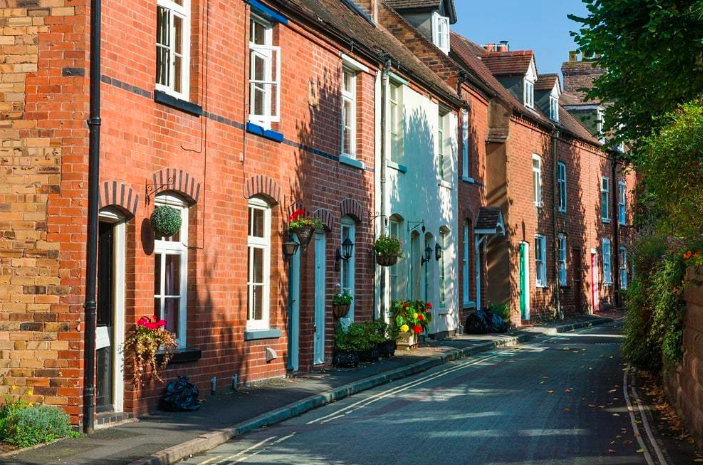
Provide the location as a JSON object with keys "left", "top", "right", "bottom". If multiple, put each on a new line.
{"left": 612, "top": 153, "right": 620, "bottom": 307}
{"left": 551, "top": 130, "right": 562, "bottom": 319}
{"left": 475, "top": 235, "right": 486, "bottom": 309}
{"left": 83, "top": 0, "right": 102, "bottom": 434}
{"left": 378, "top": 54, "right": 391, "bottom": 321}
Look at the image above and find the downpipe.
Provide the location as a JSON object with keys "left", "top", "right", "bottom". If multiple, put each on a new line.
{"left": 377, "top": 55, "right": 391, "bottom": 321}
{"left": 551, "top": 130, "right": 562, "bottom": 320}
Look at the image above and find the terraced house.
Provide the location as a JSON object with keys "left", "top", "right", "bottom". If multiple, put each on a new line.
{"left": 0, "top": 0, "right": 635, "bottom": 430}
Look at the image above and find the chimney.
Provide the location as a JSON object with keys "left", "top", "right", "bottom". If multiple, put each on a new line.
{"left": 484, "top": 43, "right": 496, "bottom": 52}
{"left": 497, "top": 41, "right": 509, "bottom": 52}
{"left": 569, "top": 50, "right": 578, "bottom": 62}
{"left": 354, "top": 0, "right": 378, "bottom": 22}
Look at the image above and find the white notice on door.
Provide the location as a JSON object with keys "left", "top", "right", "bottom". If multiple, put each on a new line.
{"left": 96, "top": 326, "right": 111, "bottom": 350}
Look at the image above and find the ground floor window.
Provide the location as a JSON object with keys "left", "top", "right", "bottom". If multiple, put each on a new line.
{"left": 535, "top": 235, "right": 547, "bottom": 287}
{"left": 247, "top": 197, "right": 272, "bottom": 330}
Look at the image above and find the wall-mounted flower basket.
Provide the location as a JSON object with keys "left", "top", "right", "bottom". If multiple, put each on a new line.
{"left": 373, "top": 235, "right": 401, "bottom": 267}
{"left": 288, "top": 209, "right": 322, "bottom": 250}
{"left": 332, "top": 304, "right": 351, "bottom": 319}
{"left": 124, "top": 316, "right": 177, "bottom": 386}
{"left": 332, "top": 291, "right": 353, "bottom": 319}
{"left": 150, "top": 205, "right": 182, "bottom": 238}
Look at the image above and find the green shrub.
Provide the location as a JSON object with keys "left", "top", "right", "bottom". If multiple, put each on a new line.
{"left": 4, "top": 405, "right": 74, "bottom": 448}
{"left": 489, "top": 303, "right": 510, "bottom": 322}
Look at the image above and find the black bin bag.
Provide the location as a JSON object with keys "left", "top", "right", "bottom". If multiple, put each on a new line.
{"left": 160, "top": 376, "right": 201, "bottom": 412}
{"left": 465, "top": 308, "right": 508, "bottom": 334}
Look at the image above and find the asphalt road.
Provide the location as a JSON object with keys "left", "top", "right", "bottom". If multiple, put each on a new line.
{"left": 179, "top": 322, "right": 652, "bottom": 465}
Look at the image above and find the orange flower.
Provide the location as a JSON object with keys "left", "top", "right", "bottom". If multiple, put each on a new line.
{"left": 695, "top": 250, "right": 701, "bottom": 257}
{"left": 684, "top": 251, "right": 693, "bottom": 260}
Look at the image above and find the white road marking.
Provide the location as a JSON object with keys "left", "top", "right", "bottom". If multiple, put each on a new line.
{"left": 632, "top": 383, "right": 669, "bottom": 465}
{"left": 203, "top": 436, "right": 277, "bottom": 465}
{"left": 623, "top": 363, "right": 663, "bottom": 465}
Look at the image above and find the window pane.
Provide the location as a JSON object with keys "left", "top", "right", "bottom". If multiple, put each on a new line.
{"left": 252, "top": 247, "right": 264, "bottom": 284}
{"left": 156, "top": 7, "right": 170, "bottom": 87}
{"left": 157, "top": 7, "right": 170, "bottom": 46}
{"left": 165, "top": 254, "right": 181, "bottom": 295}
{"left": 249, "top": 207, "right": 265, "bottom": 238}
{"left": 164, "top": 297, "right": 180, "bottom": 335}
{"left": 251, "top": 285, "right": 263, "bottom": 320}
{"left": 251, "top": 20, "right": 266, "bottom": 45}
{"left": 155, "top": 254, "right": 162, "bottom": 294}
{"left": 174, "top": 15, "right": 183, "bottom": 54}
{"left": 154, "top": 297, "right": 161, "bottom": 318}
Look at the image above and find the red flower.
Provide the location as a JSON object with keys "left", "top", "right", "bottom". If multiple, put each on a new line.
{"left": 403, "top": 302, "right": 410, "bottom": 308}
{"left": 157, "top": 320, "right": 167, "bottom": 328}
{"left": 413, "top": 325, "right": 422, "bottom": 334}
{"left": 418, "top": 314, "right": 424, "bottom": 321}
{"left": 145, "top": 322, "right": 159, "bottom": 330}
{"left": 696, "top": 250, "right": 701, "bottom": 257}
{"left": 289, "top": 209, "right": 306, "bottom": 222}
{"left": 684, "top": 251, "right": 693, "bottom": 260}
{"left": 137, "top": 317, "right": 149, "bottom": 327}
{"left": 426, "top": 302, "right": 433, "bottom": 310}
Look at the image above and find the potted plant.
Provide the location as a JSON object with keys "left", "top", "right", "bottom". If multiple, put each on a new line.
{"left": 124, "top": 316, "right": 177, "bottom": 386}
{"left": 391, "top": 300, "right": 433, "bottom": 350}
{"left": 332, "top": 291, "right": 353, "bottom": 319}
{"left": 333, "top": 323, "right": 360, "bottom": 368}
{"left": 357, "top": 322, "right": 382, "bottom": 363}
{"left": 373, "top": 235, "right": 401, "bottom": 267}
{"left": 374, "top": 320, "right": 398, "bottom": 358}
{"left": 288, "top": 209, "right": 323, "bottom": 249}
{"left": 150, "top": 205, "right": 182, "bottom": 238}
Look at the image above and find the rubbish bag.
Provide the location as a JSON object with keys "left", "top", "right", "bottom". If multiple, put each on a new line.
{"left": 465, "top": 308, "right": 508, "bottom": 334}
{"left": 159, "top": 376, "right": 201, "bottom": 412}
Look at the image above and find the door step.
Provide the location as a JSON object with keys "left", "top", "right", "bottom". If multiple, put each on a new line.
{"left": 96, "top": 411, "right": 134, "bottom": 428}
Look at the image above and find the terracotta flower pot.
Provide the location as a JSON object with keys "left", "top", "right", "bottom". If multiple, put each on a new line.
{"left": 376, "top": 253, "right": 399, "bottom": 267}
{"left": 332, "top": 304, "right": 351, "bottom": 319}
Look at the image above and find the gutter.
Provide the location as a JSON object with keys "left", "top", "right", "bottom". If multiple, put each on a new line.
{"left": 551, "top": 130, "right": 562, "bottom": 319}
{"left": 83, "top": 0, "right": 102, "bottom": 433}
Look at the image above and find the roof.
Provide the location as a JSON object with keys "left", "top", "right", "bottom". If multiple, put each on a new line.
{"left": 535, "top": 73, "right": 560, "bottom": 92}
{"left": 384, "top": 0, "right": 457, "bottom": 22}
{"left": 475, "top": 207, "right": 505, "bottom": 235}
{"left": 273, "top": 0, "right": 462, "bottom": 106}
{"left": 480, "top": 50, "right": 535, "bottom": 77}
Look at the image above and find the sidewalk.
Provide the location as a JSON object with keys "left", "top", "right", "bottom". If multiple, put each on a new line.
{"left": 1, "top": 312, "right": 618, "bottom": 465}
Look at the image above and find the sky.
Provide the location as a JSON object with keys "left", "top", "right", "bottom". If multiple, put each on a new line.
{"left": 453, "top": 0, "right": 590, "bottom": 77}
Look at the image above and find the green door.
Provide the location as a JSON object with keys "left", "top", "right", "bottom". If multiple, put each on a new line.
{"left": 519, "top": 242, "right": 530, "bottom": 320}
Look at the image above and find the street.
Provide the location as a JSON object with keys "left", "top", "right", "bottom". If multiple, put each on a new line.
{"left": 179, "top": 322, "right": 656, "bottom": 465}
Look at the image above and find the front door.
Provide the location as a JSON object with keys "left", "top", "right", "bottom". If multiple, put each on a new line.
{"left": 519, "top": 242, "right": 530, "bottom": 321}
{"left": 288, "top": 234, "right": 301, "bottom": 372}
{"left": 591, "top": 251, "right": 600, "bottom": 314}
{"left": 572, "top": 248, "right": 583, "bottom": 312}
{"left": 313, "top": 232, "right": 326, "bottom": 365}
{"left": 96, "top": 222, "right": 114, "bottom": 412}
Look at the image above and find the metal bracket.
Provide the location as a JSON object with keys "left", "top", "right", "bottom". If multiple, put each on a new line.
{"left": 145, "top": 176, "right": 175, "bottom": 205}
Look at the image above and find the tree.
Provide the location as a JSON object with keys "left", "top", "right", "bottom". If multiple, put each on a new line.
{"left": 569, "top": 0, "right": 703, "bottom": 158}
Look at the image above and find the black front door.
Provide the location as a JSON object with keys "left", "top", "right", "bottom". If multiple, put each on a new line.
{"left": 96, "top": 221, "right": 114, "bottom": 412}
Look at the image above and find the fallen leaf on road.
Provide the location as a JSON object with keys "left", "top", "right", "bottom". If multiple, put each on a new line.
{"left": 616, "top": 435, "right": 622, "bottom": 439}
{"left": 565, "top": 388, "right": 572, "bottom": 393}
{"left": 564, "top": 408, "right": 570, "bottom": 413}
{"left": 613, "top": 413, "right": 620, "bottom": 417}
{"left": 610, "top": 441, "right": 617, "bottom": 445}
{"left": 547, "top": 390, "right": 554, "bottom": 394}
{"left": 636, "top": 449, "right": 644, "bottom": 453}
{"left": 608, "top": 449, "right": 617, "bottom": 454}
{"left": 588, "top": 404, "right": 596, "bottom": 408}
{"left": 623, "top": 440, "right": 632, "bottom": 445}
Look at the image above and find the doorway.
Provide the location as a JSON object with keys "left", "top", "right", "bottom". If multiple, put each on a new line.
{"left": 96, "top": 210, "right": 125, "bottom": 413}
{"left": 572, "top": 248, "right": 583, "bottom": 312}
{"left": 313, "top": 232, "right": 326, "bottom": 366}
{"left": 591, "top": 251, "right": 600, "bottom": 314}
{"left": 288, "top": 234, "right": 301, "bottom": 372}
{"left": 519, "top": 242, "right": 530, "bottom": 321}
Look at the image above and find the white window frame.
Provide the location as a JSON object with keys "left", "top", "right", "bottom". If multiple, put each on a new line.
{"left": 601, "top": 176, "right": 610, "bottom": 222}
{"left": 155, "top": 0, "right": 191, "bottom": 100}
{"left": 549, "top": 96, "right": 559, "bottom": 122}
{"left": 389, "top": 217, "right": 401, "bottom": 303}
{"left": 153, "top": 193, "right": 189, "bottom": 348}
{"left": 535, "top": 234, "right": 547, "bottom": 288}
{"left": 340, "top": 217, "right": 356, "bottom": 321}
{"left": 557, "top": 162, "right": 567, "bottom": 212}
{"left": 432, "top": 12, "right": 450, "bottom": 54}
{"left": 558, "top": 234, "right": 567, "bottom": 287}
{"left": 597, "top": 108, "right": 605, "bottom": 142}
{"left": 438, "top": 109, "right": 450, "bottom": 181}
{"left": 389, "top": 81, "right": 403, "bottom": 164}
{"left": 618, "top": 180, "right": 627, "bottom": 225}
{"left": 247, "top": 197, "right": 272, "bottom": 331}
{"left": 341, "top": 67, "right": 357, "bottom": 159}
{"left": 249, "top": 15, "right": 281, "bottom": 129}
{"left": 524, "top": 79, "right": 534, "bottom": 108}
{"left": 461, "top": 109, "right": 471, "bottom": 181}
{"left": 462, "top": 221, "right": 470, "bottom": 306}
{"left": 619, "top": 247, "right": 628, "bottom": 290}
{"left": 532, "top": 154, "right": 543, "bottom": 207}
{"left": 602, "top": 238, "right": 612, "bottom": 285}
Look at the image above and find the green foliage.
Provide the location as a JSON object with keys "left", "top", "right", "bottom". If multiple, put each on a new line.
{"left": 288, "top": 216, "right": 323, "bottom": 231}
{"left": 569, "top": 0, "right": 703, "bottom": 152}
{"left": 3, "top": 406, "right": 75, "bottom": 448}
{"left": 373, "top": 236, "right": 401, "bottom": 258}
{"left": 489, "top": 303, "right": 510, "bottom": 322}
{"left": 332, "top": 291, "right": 353, "bottom": 306}
{"left": 391, "top": 300, "right": 433, "bottom": 334}
{"left": 150, "top": 206, "right": 182, "bottom": 238}
{"left": 334, "top": 321, "right": 394, "bottom": 352}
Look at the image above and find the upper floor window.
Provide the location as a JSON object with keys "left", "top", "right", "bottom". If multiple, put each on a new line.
{"left": 438, "top": 109, "right": 451, "bottom": 181}
{"left": 249, "top": 16, "right": 280, "bottom": 129}
{"left": 432, "top": 12, "right": 450, "bottom": 54}
{"left": 156, "top": 0, "right": 191, "bottom": 99}
{"left": 153, "top": 193, "right": 189, "bottom": 347}
{"left": 524, "top": 80, "right": 534, "bottom": 108}
{"left": 390, "top": 81, "right": 403, "bottom": 163}
{"left": 535, "top": 234, "right": 547, "bottom": 287}
{"left": 532, "top": 155, "right": 543, "bottom": 207}
{"left": 439, "top": 227, "right": 450, "bottom": 307}
{"left": 341, "top": 68, "right": 357, "bottom": 159}
{"left": 558, "top": 234, "right": 567, "bottom": 287}
{"left": 601, "top": 176, "right": 610, "bottom": 222}
{"left": 549, "top": 96, "right": 559, "bottom": 122}
{"left": 602, "top": 238, "right": 612, "bottom": 285}
{"left": 461, "top": 109, "right": 470, "bottom": 180}
{"left": 247, "top": 197, "right": 271, "bottom": 330}
{"left": 618, "top": 180, "right": 627, "bottom": 225}
{"left": 597, "top": 108, "right": 605, "bottom": 142}
{"left": 557, "top": 162, "right": 567, "bottom": 212}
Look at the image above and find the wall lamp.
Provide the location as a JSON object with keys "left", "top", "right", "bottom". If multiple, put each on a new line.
{"left": 335, "top": 237, "right": 354, "bottom": 272}
{"left": 282, "top": 238, "right": 300, "bottom": 261}
{"left": 421, "top": 244, "right": 433, "bottom": 266}
{"left": 435, "top": 243, "right": 442, "bottom": 261}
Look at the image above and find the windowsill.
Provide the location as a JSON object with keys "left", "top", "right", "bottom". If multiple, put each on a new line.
{"left": 558, "top": 209, "right": 567, "bottom": 214}
{"left": 602, "top": 219, "right": 611, "bottom": 224}
{"left": 536, "top": 284, "right": 549, "bottom": 289}
{"left": 156, "top": 347, "right": 202, "bottom": 365}
{"left": 463, "top": 301, "right": 477, "bottom": 310}
{"left": 603, "top": 283, "right": 613, "bottom": 287}
{"left": 461, "top": 176, "right": 475, "bottom": 184}
{"left": 339, "top": 155, "right": 366, "bottom": 170}
{"left": 244, "top": 328, "right": 282, "bottom": 341}
{"left": 438, "top": 180, "right": 452, "bottom": 190}
{"left": 387, "top": 160, "right": 407, "bottom": 173}
{"left": 535, "top": 203, "right": 543, "bottom": 209}
{"left": 154, "top": 90, "right": 203, "bottom": 117}
{"left": 246, "top": 122, "right": 284, "bottom": 143}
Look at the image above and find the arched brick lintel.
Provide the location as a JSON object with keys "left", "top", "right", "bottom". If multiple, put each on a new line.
{"left": 313, "top": 208, "right": 335, "bottom": 232}
{"left": 245, "top": 175, "right": 281, "bottom": 205}
{"left": 462, "top": 207, "right": 475, "bottom": 223}
{"left": 340, "top": 198, "right": 364, "bottom": 224}
{"left": 152, "top": 168, "right": 201, "bottom": 204}
{"left": 98, "top": 181, "right": 139, "bottom": 218}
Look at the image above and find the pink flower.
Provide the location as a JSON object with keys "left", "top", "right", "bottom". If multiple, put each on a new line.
{"left": 137, "top": 317, "right": 149, "bottom": 327}
{"left": 157, "top": 320, "right": 167, "bottom": 328}
{"left": 289, "top": 209, "right": 305, "bottom": 222}
{"left": 145, "top": 322, "right": 159, "bottom": 330}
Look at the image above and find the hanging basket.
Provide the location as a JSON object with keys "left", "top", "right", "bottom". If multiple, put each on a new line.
{"left": 332, "top": 304, "right": 351, "bottom": 319}
{"left": 376, "top": 253, "right": 399, "bottom": 267}
{"left": 290, "top": 226, "right": 316, "bottom": 249}
{"left": 150, "top": 206, "right": 182, "bottom": 238}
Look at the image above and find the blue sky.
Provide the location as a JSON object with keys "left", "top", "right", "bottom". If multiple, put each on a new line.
{"left": 453, "top": 1, "right": 590, "bottom": 77}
